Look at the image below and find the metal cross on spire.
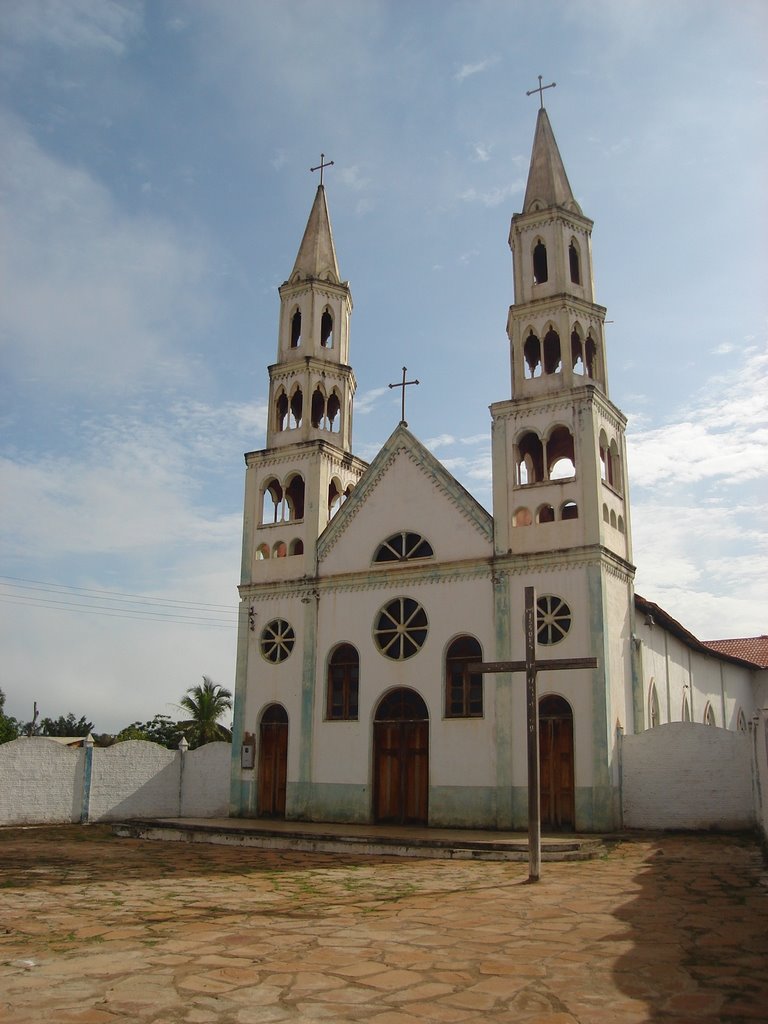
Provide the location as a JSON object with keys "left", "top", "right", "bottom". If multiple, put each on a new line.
{"left": 526, "top": 75, "right": 556, "bottom": 109}
{"left": 310, "top": 153, "right": 334, "bottom": 186}
{"left": 388, "top": 366, "right": 420, "bottom": 427}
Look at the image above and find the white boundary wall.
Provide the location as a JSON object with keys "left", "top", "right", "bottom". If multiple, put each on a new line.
{"left": 622, "top": 722, "right": 753, "bottom": 830}
{"left": 0, "top": 738, "right": 231, "bottom": 825}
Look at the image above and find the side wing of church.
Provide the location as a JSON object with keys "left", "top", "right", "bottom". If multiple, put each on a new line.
{"left": 229, "top": 106, "right": 765, "bottom": 833}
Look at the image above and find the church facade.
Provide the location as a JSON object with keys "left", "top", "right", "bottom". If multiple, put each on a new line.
{"left": 229, "top": 107, "right": 765, "bottom": 833}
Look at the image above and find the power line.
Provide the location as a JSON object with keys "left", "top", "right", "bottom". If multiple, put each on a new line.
{"left": 0, "top": 574, "right": 235, "bottom": 611}
{"left": 0, "top": 575, "right": 239, "bottom": 629}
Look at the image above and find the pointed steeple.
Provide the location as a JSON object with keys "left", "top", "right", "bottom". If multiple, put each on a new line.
{"left": 522, "top": 107, "right": 581, "bottom": 215}
{"left": 290, "top": 185, "right": 341, "bottom": 284}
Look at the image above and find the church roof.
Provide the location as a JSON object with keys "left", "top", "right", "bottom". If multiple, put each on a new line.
{"left": 702, "top": 636, "right": 768, "bottom": 669}
{"left": 522, "top": 107, "right": 582, "bottom": 215}
{"left": 635, "top": 594, "right": 765, "bottom": 671}
{"left": 289, "top": 184, "right": 341, "bottom": 284}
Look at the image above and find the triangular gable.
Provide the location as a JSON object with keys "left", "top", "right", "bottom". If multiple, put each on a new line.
{"left": 317, "top": 423, "right": 493, "bottom": 567}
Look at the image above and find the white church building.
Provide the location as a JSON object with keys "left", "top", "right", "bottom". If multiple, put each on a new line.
{"left": 228, "top": 106, "right": 767, "bottom": 833}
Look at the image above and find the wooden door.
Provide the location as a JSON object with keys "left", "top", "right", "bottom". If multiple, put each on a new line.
{"left": 258, "top": 704, "right": 288, "bottom": 818}
{"left": 373, "top": 689, "right": 429, "bottom": 825}
{"left": 539, "top": 695, "right": 574, "bottom": 830}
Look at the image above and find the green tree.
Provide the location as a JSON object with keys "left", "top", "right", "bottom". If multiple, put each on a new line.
{"left": 0, "top": 689, "right": 20, "bottom": 744}
{"left": 40, "top": 713, "right": 94, "bottom": 737}
{"left": 115, "top": 714, "right": 184, "bottom": 749}
{"left": 177, "top": 677, "right": 232, "bottom": 748}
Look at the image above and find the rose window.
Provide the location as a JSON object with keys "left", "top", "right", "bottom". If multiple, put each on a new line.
{"left": 260, "top": 619, "right": 296, "bottom": 663}
{"left": 536, "top": 595, "right": 572, "bottom": 646}
{"left": 373, "top": 597, "right": 428, "bottom": 661}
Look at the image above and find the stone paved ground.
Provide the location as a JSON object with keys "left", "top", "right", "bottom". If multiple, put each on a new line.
{"left": 0, "top": 827, "right": 766, "bottom": 1024}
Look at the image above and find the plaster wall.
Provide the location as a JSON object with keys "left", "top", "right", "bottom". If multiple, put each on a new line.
{"left": 622, "top": 722, "right": 752, "bottom": 829}
{"left": 0, "top": 740, "right": 231, "bottom": 825}
{"left": 0, "top": 738, "right": 84, "bottom": 824}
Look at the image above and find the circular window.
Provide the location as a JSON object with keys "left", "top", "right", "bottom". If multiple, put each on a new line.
{"left": 536, "top": 595, "right": 571, "bottom": 645}
{"left": 260, "top": 619, "right": 295, "bottom": 663}
{"left": 373, "top": 597, "right": 428, "bottom": 661}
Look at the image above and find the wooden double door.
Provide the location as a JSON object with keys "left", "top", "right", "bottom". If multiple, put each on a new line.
{"left": 373, "top": 688, "right": 429, "bottom": 825}
{"left": 539, "top": 695, "right": 575, "bottom": 831}
{"left": 258, "top": 704, "right": 288, "bottom": 818}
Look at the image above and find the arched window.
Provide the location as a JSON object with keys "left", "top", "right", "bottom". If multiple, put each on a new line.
{"left": 533, "top": 241, "right": 548, "bottom": 284}
{"left": 569, "top": 241, "right": 581, "bottom": 285}
{"left": 610, "top": 509, "right": 617, "bottom": 528}
{"left": 649, "top": 681, "right": 660, "bottom": 728}
{"left": 602, "top": 503, "right": 609, "bottom": 523}
{"left": 328, "top": 479, "right": 342, "bottom": 519}
{"left": 262, "top": 478, "right": 283, "bottom": 524}
{"left": 289, "top": 388, "right": 303, "bottom": 430}
{"left": 513, "top": 507, "right": 532, "bottom": 527}
{"left": 284, "top": 474, "right": 305, "bottom": 521}
{"left": 599, "top": 430, "right": 613, "bottom": 486}
{"left": 327, "top": 392, "right": 341, "bottom": 432}
{"left": 320, "top": 308, "right": 333, "bottom": 348}
{"left": 445, "top": 635, "right": 483, "bottom": 718}
{"left": 571, "top": 330, "right": 585, "bottom": 375}
{"left": 609, "top": 440, "right": 622, "bottom": 493}
{"left": 311, "top": 387, "right": 325, "bottom": 428}
{"left": 703, "top": 702, "right": 716, "bottom": 727}
{"left": 561, "top": 500, "right": 578, "bottom": 520}
{"left": 524, "top": 332, "right": 542, "bottom": 379}
{"left": 682, "top": 695, "right": 691, "bottom": 722}
{"left": 516, "top": 432, "right": 544, "bottom": 485}
{"left": 736, "top": 708, "right": 747, "bottom": 732}
{"left": 547, "top": 426, "right": 575, "bottom": 480}
{"left": 273, "top": 540, "right": 287, "bottom": 558}
{"left": 373, "top": 532, "right": 433, "bottom": 562}
{"left": 536, "top": 504, "right": 555, "bottom": 524}
{"left": 543, "top": 329, "right": 561, "bottom": 374}
{"left": 290, "top": 309, "right": 302, "bottom": 348}
{"left": 289, "top": 538, "right": 304, "bottom": 555}
{"left": 617, "top": 515, "right": 625, "bottom": 534}
{"left": 327, "top": 644, "right": 359, "bottom": 720}
{"left": 276, "top": 391, "right": 288, "bottom": 431}
{"left": 256, "top": 543, "right": 270, "bottom": 560}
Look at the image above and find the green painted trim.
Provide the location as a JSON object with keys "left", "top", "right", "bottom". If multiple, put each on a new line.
{"left": 429, "top": 786, "right": 497, "bottom": 828}
{"left": 493, "top": 572, "right": 514, "bottom": 829}
{"left": 229, "top": 601, "right": 252, "bottom": 815}
{"left": 287, "top": 782, "right": 370, "bottom": 823}
{"left": 587, "top": 564, "right": 611, "bottom": 792}
{"left": 296, "top": 595, "right": 319, "bottom": 815}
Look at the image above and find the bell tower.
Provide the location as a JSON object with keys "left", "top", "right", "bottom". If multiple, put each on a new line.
{"left": 490, "top": 98, "right": 637, "bottom": 830}
{"left": 240, "top": 181, "right": 367, "bottom": 577}
{"left": 491, "top": 104, "right": 632, "bottom": 562}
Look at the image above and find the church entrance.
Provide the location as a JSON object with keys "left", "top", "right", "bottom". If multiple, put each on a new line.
{"left": 373, "top": 688, "right": 429, "bottom": 826}
{"left": 539, "top": 695, "right": 575, "bottom": 831}
{"left": 258, "top": 704, "right": 288, "bottom": 818}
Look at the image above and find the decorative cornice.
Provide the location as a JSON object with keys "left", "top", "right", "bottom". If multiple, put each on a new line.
{"left": 490, "top": 387, "right": 627, "bottom": 430}
{"left": 244, "top": 439, "right": 369, "bottom": 474}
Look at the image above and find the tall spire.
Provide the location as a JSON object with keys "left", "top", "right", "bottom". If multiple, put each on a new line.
{"left": 522, "top": 107, "right": 581, "bottom": 215}
{"left": 290, "top": 185, "right": 341, "bottom": 284}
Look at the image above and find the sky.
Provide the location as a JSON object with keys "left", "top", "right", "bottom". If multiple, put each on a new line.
{"left": 1, "top": 0, "right": 766, "bottom": 733}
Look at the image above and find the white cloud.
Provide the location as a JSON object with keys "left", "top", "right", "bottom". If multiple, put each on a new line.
{"left": 455, "top": 56, "right": 499, "bottom": 83}
{"left": 355, "top": 387, "right": 389, "bottom": 415}
{"left": 0, "top": 111, "right": 213, "bottom": 397}
{"left": 1, "top": 0, "right": 142, "bottom": 55}
{"left": 472, "top": 143, "right": 492, "bottom": 163}
{"left": 458, "top": 181, "right": 523, "bottom": 207}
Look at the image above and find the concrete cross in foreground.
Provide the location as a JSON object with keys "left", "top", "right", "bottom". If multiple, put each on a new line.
{"left": 388, "top": 366, "right": 420, "bottom": 427}
{"left": 526, "top": 75, "right": 556, "bottom": 109}
{"left": 470, "top": 585, "right": 597, "bottom": 882}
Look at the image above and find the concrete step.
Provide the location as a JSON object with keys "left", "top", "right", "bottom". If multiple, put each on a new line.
{"left": 113, "top": 817, "right": 608, "bottom": 863}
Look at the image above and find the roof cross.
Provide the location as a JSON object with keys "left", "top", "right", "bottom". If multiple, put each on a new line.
{"left": 388, "top": 366, "right": 420, "bottom": 427}
{"left": 310, "top": 152, "right": 334, "bottom": 186}
{"left": 470, "top": 586, "right": 597, "bottom": 882}
{"left": 526, "top": 75, "right": 556, "bottom": 109}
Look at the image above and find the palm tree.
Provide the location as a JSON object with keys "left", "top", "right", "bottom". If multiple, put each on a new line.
{"left": 177, "top": 677, "right": 232, "bottom": 748}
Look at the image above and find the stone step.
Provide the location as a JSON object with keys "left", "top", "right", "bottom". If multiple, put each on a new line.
{"left": 113, "top": 818, "right": 608, "bottom": 863}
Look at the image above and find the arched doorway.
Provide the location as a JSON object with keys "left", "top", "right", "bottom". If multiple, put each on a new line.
{"left": 539, "top": 694, "right": 575, "bottom": 831}
{"left": 373, "top": 688, "right": 429, "bottom": 825}
{"left": 258, "top": 704, "right": 288, "bottom": 818}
